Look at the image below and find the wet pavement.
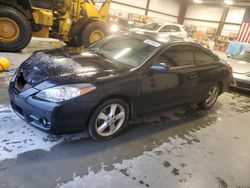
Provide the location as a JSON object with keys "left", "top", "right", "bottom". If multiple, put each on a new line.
{"left": 0, "top": 52, "right": 250, "bottom": 188}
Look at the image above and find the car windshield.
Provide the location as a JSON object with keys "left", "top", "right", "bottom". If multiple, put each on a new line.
{"left": 89, "top": 35, "right": 160, "bottom": 67}
{"left": 138, "top": 23, "right": 162, "bottom": 31}
{"left": 231, "top": 51, "right": 250, "bottom": 62}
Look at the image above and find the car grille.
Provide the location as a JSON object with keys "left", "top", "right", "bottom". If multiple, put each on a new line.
{"left": 236, "top": 81, "right": 250, "bottom": 89}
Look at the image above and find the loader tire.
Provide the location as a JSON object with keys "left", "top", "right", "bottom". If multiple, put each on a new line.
{"left": 80, "top": 21, "right": 108, "bottom": 46}
{"left": 0, "top": 6, "right": 32, "bottom": 52}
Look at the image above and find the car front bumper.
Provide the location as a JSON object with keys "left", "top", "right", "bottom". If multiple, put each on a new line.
{"left": 231, "top": 73, "right": 250, "bottom": 91}
{"left": 9, "top": 83, "right": 99, "bottom": 134}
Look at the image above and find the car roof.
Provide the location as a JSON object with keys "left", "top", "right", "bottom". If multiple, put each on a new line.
{"left": 114, "top": 31, "right": 216, "bottom": 56}
{"left": 147, "top": 22, "right": 183, "bottom": 27}
{"left": 121, "top": 31, "right": 190, "bottom": 45}
{"left": 162, "top": 23, "right": 183, "bottom": 27}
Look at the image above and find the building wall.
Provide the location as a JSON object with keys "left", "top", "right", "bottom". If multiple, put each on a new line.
{"left": 109, "top": 0, "right": 179, "bottom": 23}
{"left": 115, "top": 0, "right": 146, "bottom": 7}
{"left": 186, "top": 4, "right": 223, "bottom": 22}
{"left": 184, "top": 20, "right": 219, "bottom": 29}
{"left": 109, "top": 3, "right": 145, "bottom": 18}
{"left": 148, "top": 0, "right": 179, "bottom": 22}
{"left": 107, "top": 1, "right": 247, "bottom": 35}
{"left": 149, "top": 0, "right": 179, "bottom": 16}
{"left": 226, "top": 7, "right": 246, "bottom": 23}
{"left": 184, "top": 4, "right": 223, "bottom": 28}
{"left": 222, "top": 7, "right": 246, "bottom": 35}
{"left": 183, "top": 4, "right": 246, "bottom": 35}
{"left": 147, "top": 12, "right": 177, "bottom": 23}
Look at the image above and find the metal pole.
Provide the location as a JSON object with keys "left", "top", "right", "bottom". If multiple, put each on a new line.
{"left": 216, "top": 7, "right": 229, "bottom": 36}
{"left": 145, "top": 0, "right": 151, "bottom": 16}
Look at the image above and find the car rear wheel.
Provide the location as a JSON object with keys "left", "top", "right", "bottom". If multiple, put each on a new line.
{"left": 88, "top": 99, "right": 129, "bottom": 141}
{"left": 198, "top": 84, "right": 220, "bottom": 110}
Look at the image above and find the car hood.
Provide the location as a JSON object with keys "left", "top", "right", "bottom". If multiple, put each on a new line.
{"left": 19, "top": 47, "right": 128, "bottom": 87}
{"left": 227, "top": 58, "right": 250, "bottom": 74}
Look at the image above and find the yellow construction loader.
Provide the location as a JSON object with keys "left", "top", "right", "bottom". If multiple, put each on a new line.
{"left": 0, "top": 0, "right": 111, "bottom": 52}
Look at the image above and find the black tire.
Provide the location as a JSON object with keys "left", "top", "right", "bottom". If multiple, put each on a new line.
{"left": 0, "top": 6, "right": 32, "bottom": 52}
{"left": 80, "top": 21, "right": 108, "bottom": 46}
{"left": 66, "top": 38, "right": 81, "bottom": 47}
{"left": 88, "top": 98, "right": 129, "bottom": 141}
{"left": 198, "top": 84, "right": 220, "bottom": 110}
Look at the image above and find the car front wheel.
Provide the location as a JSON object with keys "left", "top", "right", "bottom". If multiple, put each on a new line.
{"left": 198, "top": 84, "right": 220, "bottom": 109}
{"left": 88, "top": 99, "right": 129, "bottom": 141}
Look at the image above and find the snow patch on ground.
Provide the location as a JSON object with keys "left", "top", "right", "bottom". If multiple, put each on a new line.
{"left": 58, "top": 112, "right": 250, "bottom": 188}
{"left": 58, "top": 168, "right": 145, "bottom": 188}
{"left": 0, "top": 105, "right": 87, "bottom": 161}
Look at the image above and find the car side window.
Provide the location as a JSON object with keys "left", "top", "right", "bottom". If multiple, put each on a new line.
{"left": 170, "top": 25, "right": 181, "bottom": 32}
{"left": 155, "top": 45, "right": 195, "bottom": 67}
{"left": 193, "top": 46, "right": 218, "bottom": 65}
{"left": 159, "top": 25, "right": 171, "bottom": 32}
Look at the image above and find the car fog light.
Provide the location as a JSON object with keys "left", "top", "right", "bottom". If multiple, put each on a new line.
{"left": 40, "top": 118, "right": 48, "bottom": 126}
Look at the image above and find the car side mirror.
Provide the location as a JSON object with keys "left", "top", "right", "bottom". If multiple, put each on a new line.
{"left": 150, "top": 63, "right": 169, "bottom": 73}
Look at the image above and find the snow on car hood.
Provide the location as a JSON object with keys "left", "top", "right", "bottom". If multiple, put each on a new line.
{"left": 19, "top": 48, "right": 124, "bottom": 87}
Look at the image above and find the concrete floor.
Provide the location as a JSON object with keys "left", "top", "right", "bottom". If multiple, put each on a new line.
{"left": 0, "top": 46, "right": 250, "bottom": 188}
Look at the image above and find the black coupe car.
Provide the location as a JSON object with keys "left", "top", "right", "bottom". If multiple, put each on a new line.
{"left": 9, "top": 33, "right": 232, "bottom": 140}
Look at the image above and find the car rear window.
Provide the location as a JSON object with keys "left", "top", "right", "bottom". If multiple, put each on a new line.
{"left": 157, "top": 45, "right": 195, "bottom": 67}
{"left": 193, "top": 47, "right": 218, "bottom": 65}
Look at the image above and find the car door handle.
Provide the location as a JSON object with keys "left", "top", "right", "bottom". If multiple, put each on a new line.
{"left": 189, "top": 74, "right": 198, "bottom": 79}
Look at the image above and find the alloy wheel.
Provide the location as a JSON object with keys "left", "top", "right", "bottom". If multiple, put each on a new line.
{"left": 205, "top": 86, "right": 219, "bottom": 107}
{"left": 95, "top": 103, "right": 126, "bottom": 137}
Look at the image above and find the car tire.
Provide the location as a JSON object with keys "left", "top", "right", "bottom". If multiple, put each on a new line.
{"left": 198, "top": 84, "right": 220, "bottom": 110}
{"left": 88, "top": 98, "right": 129, "bottom": 141}
{"left": 80, "top": 21, "right": 108, "bottom": 46}
{"left": 0, "top": 6, "right": 32, "bottom": 52}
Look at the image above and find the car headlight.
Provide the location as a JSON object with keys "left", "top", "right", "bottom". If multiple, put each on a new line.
{"left": 36, "top": 84, "right": 96, "bottom": 102}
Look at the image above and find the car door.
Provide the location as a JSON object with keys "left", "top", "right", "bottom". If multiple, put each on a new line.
{"left": 138, "top": 44, "right": 199, "bottom": 114}
{"left": 192, "top": 45, "right": 222, "bottom": 101}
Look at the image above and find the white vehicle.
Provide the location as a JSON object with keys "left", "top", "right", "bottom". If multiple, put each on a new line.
{"left": 131, "top": 22, "right": 188, "bottom": 39}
